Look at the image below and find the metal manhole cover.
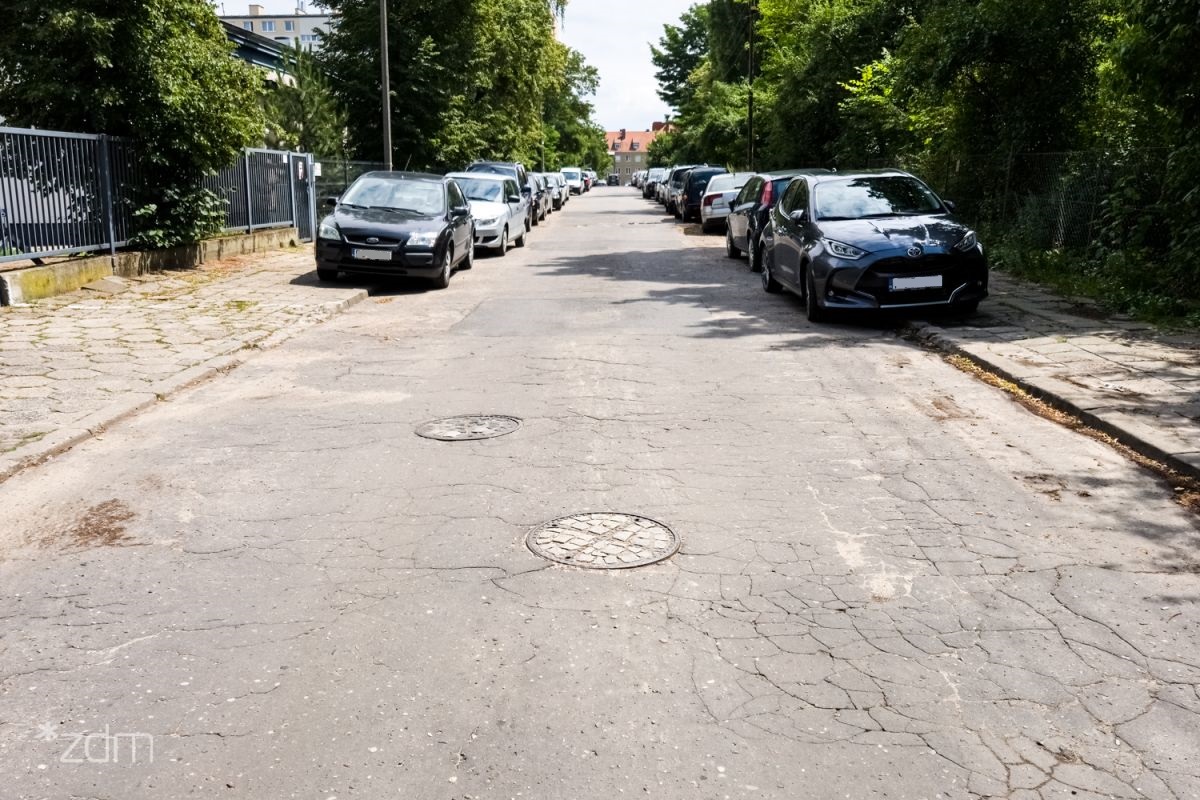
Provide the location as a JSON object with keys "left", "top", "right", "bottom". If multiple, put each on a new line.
{"left": 526, "top": 513, "right": 679, "bottom": 569}
{"left": 415, "top": 415, "right": 521, "bottom": 441}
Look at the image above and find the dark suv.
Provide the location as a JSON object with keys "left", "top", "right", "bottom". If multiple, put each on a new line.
{"left": 677, "top": 166, "right": 728, "bottom": 222}
{"left": 662, "top": 165, "right": 696, "bottom": 215}
{"left": 726, "top": 169, "right": 830, "bottom": 273}
{"left": 467, "top": 161, "right": 533, "bottom": 232}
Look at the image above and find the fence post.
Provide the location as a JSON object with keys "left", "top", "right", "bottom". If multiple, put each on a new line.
{"left": 97, "top": 135, "right": 117, "bottom": 256}
{"left": 287, "top": 153, "right": 297, "bottom": 232}
{"left": 243, "top": 149, "right": 254, "bottom": 233}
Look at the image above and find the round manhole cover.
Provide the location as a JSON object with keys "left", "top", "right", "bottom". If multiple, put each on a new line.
{"left": 526, "top": 513, "right": 679, "bottom": 569}
{"left": 415, "top": 415, "right": 521, "bottom": 441}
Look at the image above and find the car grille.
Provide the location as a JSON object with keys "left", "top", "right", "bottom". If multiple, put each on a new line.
{"left": 343, "top": 234, "right": 401, "bottom": 246}
{"left": 857, "top": 254, "right": 981, "bottom": 305}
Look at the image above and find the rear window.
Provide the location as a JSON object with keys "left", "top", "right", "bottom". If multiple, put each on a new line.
{"left": 705, "top": 174, "right": 744, "bottom": 193}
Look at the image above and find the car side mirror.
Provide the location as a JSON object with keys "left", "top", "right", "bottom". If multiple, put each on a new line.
{"left": 452, "top": 206, "right": 470, "bottom": 218}
{"left": 507, "top": 194, "right": 521, "bottom": 204}
{"left": 789, "top": 209, "right": 809, "bottom": 224}
{"left": 322, "top": 196, "right": 338, "bottom": 209}
{"left": 943, "top": 200, "right": 956, "bottom": 213}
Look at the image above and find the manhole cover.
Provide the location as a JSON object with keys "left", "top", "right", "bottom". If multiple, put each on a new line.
{"left": 526, "top": 513, "right": 679, "bottom": 569}
{"left": 415, "top": 415, "right": 521, "bottom": 441}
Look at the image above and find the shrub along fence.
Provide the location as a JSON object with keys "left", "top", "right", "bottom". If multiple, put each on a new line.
{"left": 0, "top": 125, "right": 316, "bottom": 266}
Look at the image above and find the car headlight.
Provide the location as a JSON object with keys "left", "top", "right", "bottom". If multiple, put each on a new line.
{"left": 824, "top": 239, "right": 868, "bottom": 260}
{"left": 318, "top": 218, "right": 341, "bottom": 240}
{"left": 476, "top": 217, "right": 498, "bottom": 227}
{"left": 406, "top": 231, "right": 440, "bottom": 248}
{"left": 954, "top": 230, "right": 978, "bottom": 252}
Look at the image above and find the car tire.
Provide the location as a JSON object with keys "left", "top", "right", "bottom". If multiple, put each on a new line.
{"left": 515, "top": 228, "right": 526, "bottom": 248}
{"left": 431, "top": 246, "right": 452, "bottom": 290}
{"left": 725, "top": 228, "right": 741, "bottom": 259}
{"left": 804, "top": 265, "right": 828, "bottom": 322}
{"left": 316, "top": 267, "right": 339, "bottom": 282}
{"left": 761, "top": 249, "right": 782, "bottom": 294}
{"left": 957, "top": 299, "right": 980, "bottom": 315}
{"left": 525, "top": 213, "right": 532, "bottom": 233}
{"left": 497, "top": 227, "right": 509, "bottom": 257}
{"left": 749, "top": 242, "right": 763, "bottom": 273}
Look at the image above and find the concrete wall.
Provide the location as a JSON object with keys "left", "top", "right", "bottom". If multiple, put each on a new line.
{"left": 0, "top": 228, "right": 299, "bottom": 305}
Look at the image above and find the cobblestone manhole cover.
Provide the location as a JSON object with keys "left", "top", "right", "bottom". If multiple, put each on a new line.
{"left": 415, "top": 415, "right": 521, "bottom": 441}
{"left": 526, "top": 513, "right": 679, "bottom": 569}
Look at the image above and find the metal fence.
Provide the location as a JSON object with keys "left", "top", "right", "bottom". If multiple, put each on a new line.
{"left": 314, "top": 158, "right": 387, "bottom": 200}
{"left": 0, "top": 125, "right": 314, "bottom": 265}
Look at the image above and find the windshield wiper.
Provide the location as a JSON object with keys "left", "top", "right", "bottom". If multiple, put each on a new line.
{"left": 368, "top": 206, "right": 423, "bottom": 214}
{"left": 340, "top": 202, "right": 368, "bottom": 209}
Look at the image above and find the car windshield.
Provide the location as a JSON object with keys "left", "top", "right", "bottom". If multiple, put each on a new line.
{"left": 813, "top": 176, "right": 943, "bottom": 220}
{"left": 454, "top": 178, "right": 505, "bottom": 203}
{"left": 341, "top": 177, "right": 445, "bottom": 215}
{"left": 562, "top": 169, "right": 581, "bottom": 179}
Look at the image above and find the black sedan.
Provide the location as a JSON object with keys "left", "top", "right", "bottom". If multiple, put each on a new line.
{"left": 760, "top": 170, "right": 988, "bottom": 321}
{"left": 316, "top": 172, "right": 474, "bottom": 289}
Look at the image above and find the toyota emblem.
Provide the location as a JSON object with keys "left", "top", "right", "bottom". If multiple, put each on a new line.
{"left": 365, "top": 237, "right": 380, "bottom": 244}
{"left": 906, "top": 245, "right": 924, "bottom": 259}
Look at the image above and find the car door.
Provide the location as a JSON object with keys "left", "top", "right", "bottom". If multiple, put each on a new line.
{"left": 446, "top": 180, "right": 470, "bottom": 257}
{"left": 729, "top": 178, "right": 761, "bottom": 250}
{"left": 772, "top": 180, "right": 805, "bottom": 286}
{"left": 503, "top": 179, "right": 521, "bottom": 229}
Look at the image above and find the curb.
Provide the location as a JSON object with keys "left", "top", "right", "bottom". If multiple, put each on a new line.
{"left": 905, "top": 320, "right": 1200, "bottom": 482}
{"left": 0, "top": 288, "right": 369, "bottom": 484}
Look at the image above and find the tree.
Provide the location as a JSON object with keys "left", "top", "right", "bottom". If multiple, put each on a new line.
{"left": 0, "top": 0, "right": 266, "bottom": 246}
{"left": 650, "top": 4, "right": 710, "bottom": 112}
{"left": 265, "top": 43, "right": 348, "bottom": 158}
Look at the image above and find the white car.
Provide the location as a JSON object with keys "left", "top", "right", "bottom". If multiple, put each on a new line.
{"left": 562, "top": 167, "right": 584, "bottom": 195}
{"left": 543, "top": 172, "right": 569, "bottom": 209}
{"left": 446, "top": 172, "right": 527, "bottom": 255}
{"left": 700, "top": 172, "right": 755, "bottom": 232}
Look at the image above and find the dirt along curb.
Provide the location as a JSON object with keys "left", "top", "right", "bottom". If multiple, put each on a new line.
{"left": 906, "top": 319, "right": 1200, "bottom": 484}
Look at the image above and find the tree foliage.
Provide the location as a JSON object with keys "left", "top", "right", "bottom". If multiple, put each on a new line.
{"left": 265, "top": 43, "right": 348, "bottom": 158}
{"left": 318, "top": 0, "right": 606, "bottom": 172}
{"left": 0, "top": 0, "right": 266, "bottom": 246}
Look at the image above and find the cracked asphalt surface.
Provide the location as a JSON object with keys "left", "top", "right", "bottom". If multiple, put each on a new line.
{"left": 1, "top": 190, "right": 1198, "bottom": 799}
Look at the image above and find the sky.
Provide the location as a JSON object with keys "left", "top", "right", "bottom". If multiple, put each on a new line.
{"left": 218, "top": 0, "right": 694, "bottom": 132}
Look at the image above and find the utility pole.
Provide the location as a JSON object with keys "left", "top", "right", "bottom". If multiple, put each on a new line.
{"left": 747, "top": 0, "right": 756, "bottom": 172}
{"left": 380, "top": 0, "right": 393, "bottom": 170}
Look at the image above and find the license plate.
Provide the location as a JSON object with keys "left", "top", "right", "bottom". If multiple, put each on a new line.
{"left": 891, "top": 275, "right": 943, "bottom": 291}
{"left": 352, "top": 248, "right": 392, "bottom": 261}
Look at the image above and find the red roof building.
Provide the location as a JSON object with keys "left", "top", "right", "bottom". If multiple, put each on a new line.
{"left": 606, "top": 125, "right": 669, "bottom": 183}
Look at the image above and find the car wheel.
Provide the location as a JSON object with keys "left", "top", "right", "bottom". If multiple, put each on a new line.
{"left": 525, "top": 213, "right": 532, "bottom": 233}
{"left": 749, "top": 242, "right": 762, "bottom": 273}
{"left": 725, "top": 228, "right": 741, "bottom": 259}
{"left": 515, "top": 227, "right": 526, "bottom": 248}
{"left": 316, "top": 267, "right": 339, "bottom": 282}
{"left": 957, "top": 299, "right": 980, "bottom": 315}
{"left": 761, "top": 248, "right": 782, "bottom": 294}
{"left": 804, "top": 265, "right": 828, "bottom": 322}
{"left": 431, "top": 246, "right": 452, "bottom": 290}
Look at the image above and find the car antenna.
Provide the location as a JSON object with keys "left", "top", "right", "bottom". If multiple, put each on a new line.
{"left": 402, "top": 154, "right": 412, "bottom": 172}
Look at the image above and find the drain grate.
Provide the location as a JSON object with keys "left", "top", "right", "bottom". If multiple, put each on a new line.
{"left": 526, "top": 513, "right": 679, "bottom": 569}
{"left": 415, "top": 415, "right": 521, "bottom": 441}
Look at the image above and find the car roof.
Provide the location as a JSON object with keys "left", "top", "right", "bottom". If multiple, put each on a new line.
{"left": 809, "top": 168, "right": 915, "bottom": 184}
{"left": 359, "top": 170, "right": 447, "bottom": 183}
{"left": 446, "top": 171, "right": 510, "bottom": 182}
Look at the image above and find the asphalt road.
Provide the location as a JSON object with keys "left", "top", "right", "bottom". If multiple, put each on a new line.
{"left": 2, "top": 190, "right": 1198, "bottom": 800}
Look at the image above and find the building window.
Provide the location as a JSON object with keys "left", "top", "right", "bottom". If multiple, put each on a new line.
{"left": 284, "top": 20, "right": 295, "bottom": 31}
{"left": 300, "top": 34, "right": 319, "bottom": 43}
{"left": 243, "top": 21, "right": 253, "bottom": 30}
{"left": 261, "top": 20, "right": 276, "bottom": 32}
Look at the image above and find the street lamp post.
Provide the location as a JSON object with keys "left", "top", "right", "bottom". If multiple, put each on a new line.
{"left": 380, "top": 0, "right": 393, "bottom": 171}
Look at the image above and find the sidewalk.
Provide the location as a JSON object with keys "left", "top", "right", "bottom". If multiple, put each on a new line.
{"left": 0, "top": 246, "right": 367, "bottom": 481}
{"left": 910, "top": 272, "right": 1200, "bottom": 478}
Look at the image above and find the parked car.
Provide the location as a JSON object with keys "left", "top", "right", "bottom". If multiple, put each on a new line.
{"left": 606, "top": 173, "right": 620, "bottom": 186}
{"left": 677, "top": 166, "right": 728, "bottom": 222}
{"left": 584, "top": 170, "right": 596, "bottom": 191}
{"left": 466, "top": 161, "right": 533, "bottom": 232}
{"left": 541, "top": 172, "right": 568, "bottom": 210}
{"left": 643, "top": 167, "right": 667, "bottom": 199}
{"left": 562, "top": 167, "right": 584, "bottom": 194}
{"left": 662, "top": 165, "right": 696, "bottom": 215}
{"left": 446, "top": 171, "right": 527, "bottom": 255}
{"left": 759, "top": 169, "right": 988, "bottom": 321}
{"left": 726, "top": 169, "right": 830, "bottom": 273}
{"left": 315, "top": 171, "right": 474, "bottom": 289}
{"left": 529, "top": 174, "right": 551, "bottom": 223}
{"left": 700, "top": 172, "right": 754, "bottom": 232}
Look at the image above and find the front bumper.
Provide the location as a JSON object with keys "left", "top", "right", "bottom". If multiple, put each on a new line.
{"left": 316, "top": 240, "right": 441, "bottom": 278}
{"left": 814, "top": 245, "right": 988, "bottom": 311}
{"left": 473, "top": 223, "right": 505, "bottom": 250}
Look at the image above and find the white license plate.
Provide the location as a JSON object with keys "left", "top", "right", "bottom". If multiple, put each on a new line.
{"left": 891, "top": 275, "right": 943, "bottom": 291}
{"left": 352, "top": 248, "right": 392, "bottom": 261}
